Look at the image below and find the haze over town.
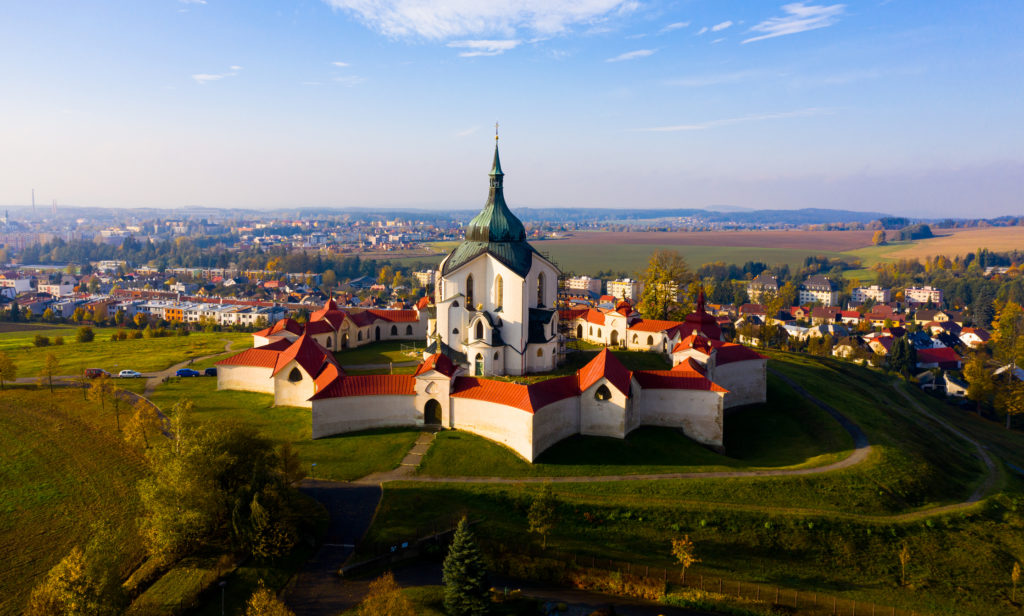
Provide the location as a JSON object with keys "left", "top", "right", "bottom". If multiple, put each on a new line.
{"left": 1, "top": 1, "right": 1022, "bottom": 216}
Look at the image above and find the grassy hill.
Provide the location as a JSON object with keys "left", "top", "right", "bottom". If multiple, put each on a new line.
{"left": 360, "top": 353, "right": 1023, "bottom": 616}
{"left": 0, "top": 389, "right": 148, "bottom": 616}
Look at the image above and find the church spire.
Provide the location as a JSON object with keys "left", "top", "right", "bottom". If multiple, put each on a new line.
{"left": 490, "top": 122, "right": 503, "bottom": 184}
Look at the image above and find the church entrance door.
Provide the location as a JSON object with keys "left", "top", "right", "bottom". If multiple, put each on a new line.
{"left": 474, "top": 353, "right": 484, "bottom": 376}
{"left": 341, "top": 333, "right": 349, "bottom": 349}
{"left": 576, "top": 324, "right": 582, "bottom": 338}
{"left": 375, "top": 326, "right": 381, "bottom": 341}
{"left": 610, "top": 330, "right": 619, "bottom": 347}
{"left": 424, "top": 399, "right": 442, "bottom": 425}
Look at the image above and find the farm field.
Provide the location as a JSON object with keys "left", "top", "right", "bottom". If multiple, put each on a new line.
{"left": 146, "top": 378, "right": 420, "bottom": 481}
{"left": 866, "top": 226, "right": 1024, "bottom": 260}
{"left": 0, "top": 389, "right": 148, "bottom": 616}
{"left": 0, "top": 328, "right": 252, "bottom": 377}
{"left": 548, "top": 229, "right": 877, "bottom": 251}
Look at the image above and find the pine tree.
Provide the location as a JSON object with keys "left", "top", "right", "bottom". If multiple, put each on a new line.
{"left": 442, "top": 518, "right": 490, "bottom": 616}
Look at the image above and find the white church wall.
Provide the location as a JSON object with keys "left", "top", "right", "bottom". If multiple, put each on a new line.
{"left": 531, "top": 397, "right": 581, "bottom": 459}
{"left": 636, "top": 388, "right": 724, "bottom": 447}
{"left": 712, "top": 359, "right": 767, "bottom": 408}
{"left": 273, "top": 360, "right": 316, "bottom": 408}
{"left": 450, "top": 398, "right": 536, "bottom": 461}
{"left": 414, "top": 375, "right": 452, "bottom": 424}
{"left": 217, "top": 365, "right": 275, "bottom": 394}
{"left": 626, "top": 330, "right": 663, "bottom": 352}
{"left": 579, "top": 378, "right": 629, "bottom": 438}
{"left": 312, "top": 394, "right": 418, "bottom": 438}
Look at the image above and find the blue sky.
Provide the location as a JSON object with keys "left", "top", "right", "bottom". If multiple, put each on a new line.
{"left": 1, "top": 1, "right": 1022, "bottom": 216}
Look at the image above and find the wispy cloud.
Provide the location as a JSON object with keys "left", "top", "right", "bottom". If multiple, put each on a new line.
{"left": 321, "top": 0, "right": 638, "bottom": 39}
{"left": 711, "top": 20, "right": 733, "bottom": 32}
{"left": 447, "top": 39, "right": 521, "bottom": 57}
{"left": 659, "top": 21, "right": 689, "bottom": 34}
{"left": 456, "top": 126, "right": 480, "bottom": 137}
{"left": 696, "top": 26, "right": 708, "bottom": 35}
{"left": 664, "top": 70, "right": 760, "bottom": 87}
{"left": 636, "top": 108, "right": 832, "bottom": 132}
{"left": 606, "top": 48, "right": 655, "bottom": 62}
{"left": 191, "top": 65, "right": 242, "bottom": 84}
{"left": 332, "top": 61, "right": 350, "bottom": 67}
{"left": 742, "top": 2, "right": 844, "bottom": 44}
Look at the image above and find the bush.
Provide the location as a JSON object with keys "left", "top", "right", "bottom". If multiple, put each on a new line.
{"left": 54, "top": 336, "right": 65, "bottom": 345}
{"left": 33, "top": 335, "right": 50, "bottom": 347}
{"left": 77, "top": 327, "right": 95, "bottom": 343}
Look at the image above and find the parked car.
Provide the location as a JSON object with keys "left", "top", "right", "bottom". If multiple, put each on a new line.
{"left": 84, "top": 368, "right": 110, "bottom": 379}
{"left": 204, "top": 367, "right": 217, "bottom": 377}
{"left": 176, "top": 368, "right": 201, "bottom": 377}
{"left": 118, "top": 370, "right": 142, "bottom": 378}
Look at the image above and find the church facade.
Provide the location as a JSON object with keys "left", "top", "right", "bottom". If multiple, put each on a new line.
{"left": 426, "top": 141, "right": 560, "bottom": 376}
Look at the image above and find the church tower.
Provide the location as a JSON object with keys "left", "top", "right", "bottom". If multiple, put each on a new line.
{"left": 427, "top": 135, "right": 561, "bottom": 376}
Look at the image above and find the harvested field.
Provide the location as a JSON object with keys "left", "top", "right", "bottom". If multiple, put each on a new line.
{"left": 544, "top": 229, "right": 876, "bottom": 251}
{"left": 0, "top": 323, "right": 75, "bottom": 334}
{"left": 874, "top": 227, "right": 1024, "bottom": 260}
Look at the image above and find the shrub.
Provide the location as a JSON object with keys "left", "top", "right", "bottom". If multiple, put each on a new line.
{"left": 77, "top": 326, "right": 95, "bottom": 343}
{"left": 54, "top": 336, "right": 65, "bottom": 345}
{"left": 33, "top": 334, "right": 50, "bottom": 347}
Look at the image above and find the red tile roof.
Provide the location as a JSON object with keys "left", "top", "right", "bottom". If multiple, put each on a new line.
{"left": 672, "top": 356, "right": 707, "bottom": 375}
{"left": 416, "top": 296, "right": 430, "bottom": 310}
{"left": 578, "top": 349, "right": 632, "bottom": 396}
{"left": 216, "top": 347, "right": 283, "bottom": 369}
{"left": 559, "top": 308, "right": 589, "bottom": 322}
{"left": 272, "top": 333, "right": 338, "bottom": 378}
{"left": 366, "top": 309, "right": 420, "bottom": 323}
{"left": 584, "top": 308, "right": 606, "bottom": 326}
{"left": 304, "top": 320, "right": 336, "bottom": 335}
{"left": 917, "top": 347, "right": 962, "bottom": 366}
{"left": 451, "top": 378, "right": 535, "bottom": 413}
{"left": 627, "top": 319, "right": 684, "bottom": 333}
{"left": 255, "top": 317, "right": 303, "bottom": 338}
{"left": 671, "top": 334, "right": 764, "bottom": 364}
{"left": 311, "top": 374, "right": 415, "bottom": 399}
{"left": 414, "top": 353, "right": 457, "bottom": 377}
{"left": 633, "top": 370, "right": 727, "bottom": 392}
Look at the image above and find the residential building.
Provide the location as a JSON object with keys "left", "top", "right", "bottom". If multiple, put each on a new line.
{"left": 606, "top": 278, "right": 643, "bottom": 302}
{"left": 852, "top": 285, "right": 891, "bottom": 304}
{"left": 798, "top": 275, "right": 839, "bottom": 307}
{"left": 905, "top": 286, "right": 943, "bottom": 304}
{"left": 746, "top": 272, "right": 779, "bottom": 303}
{"left": 565, "top": 275, "right": 602, "bottom": 295}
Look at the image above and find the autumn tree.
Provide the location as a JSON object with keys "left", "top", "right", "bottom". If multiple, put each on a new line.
{"left": 1013, "top": 561, "right": 1021, "bottom": 603}
{"left": 245, "top": 581, "right": 294, "bottom": 616}
{"left": 358, "top": 572, "right": 415, "bottom": 616}
{"left": 0, "top": 351, "right": 16, "bottom": 390}
{"left": 671, "top": 535, "right": 700, "bottom": 583}
{"left": 25, "top": 532, "right": 124, "bottom": 616}
{"left": 39, "top": 352, "right": 61, "bottom": 394}
{"left": 964, "top": 353, "right": 994, "bottom": 415}
{"left": 638, "top": 250, "right": 690, "bottom": 320}
{"left": 995, "top": 378, "right": 1024, "bottom": 430}
{"left": 871, "top": 230, "right": 887, "bottom": 245}
{"left": 527, "top": 484, "right": 558, "bottom": 549}
{"left": 442, "top": 518, "right": 489, "bottom": 616}
{"left": 898, "top": 543, "right": 911, "bottom": 587}
{"left": 124, "top": 399, "right": 163, "bottom": 449}
{"left": 88, "top": 375, "right": 123, "bottom": 430}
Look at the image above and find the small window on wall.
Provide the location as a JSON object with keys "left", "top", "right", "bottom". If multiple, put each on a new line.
{"left": 357, "top": 331, "right": 363, "bottom": 341}
{"left": 453, "top": 328, "right": 459, "bottom": 335}
{"left": 466, "top": 274, "right": 475, "bottom": 308}
{"left": 537, "top": 272, "right": 546, "bottom": 306}
{"left": 536, "top": 348, "right": 543, "bottom": 357}
{"left": 597, "top": 328, "right": 602, "bottom": 337}
{"left": 632, "top": 334, "right": 638, "bottom": 343}
{"left": 493, "top": 352, "right": 499, "bottom": 360}
{"left": 595, "top": 384, "right": 612, "bottom": 401}
{"left": 288, "top": 367, "right": 302, "bottom": 382}
{"left": 494, "top": 275, "right": 503, "bottom": 310}
{"left": 647, "top": 335, "right": 654, "bottom": 345}
{"left": 406, "top": 325, "right": 413, "bottom": 335}
{"left": 391, "top": 325, "right": 398, "bottom": 336}
{"left": 452, "top": 300, "right": 460, "bottom": 308}
{"left": 475, "top": 320, "right": 484, "bottom": 340}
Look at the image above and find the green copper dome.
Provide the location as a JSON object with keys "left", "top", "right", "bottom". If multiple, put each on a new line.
{"left": 442, "top": 143, "right": 538, "bottom": 278}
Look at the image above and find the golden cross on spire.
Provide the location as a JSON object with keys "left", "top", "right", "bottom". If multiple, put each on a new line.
{"left": 495, "top": 121, "right": 499, "bottom": 141}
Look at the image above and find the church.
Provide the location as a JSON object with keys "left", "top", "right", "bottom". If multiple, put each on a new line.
{"left": 425, "top": 137, "right": 561, "bottom": 376}
{"left": 214, "top": 138, "right": 768, "bottom": 462}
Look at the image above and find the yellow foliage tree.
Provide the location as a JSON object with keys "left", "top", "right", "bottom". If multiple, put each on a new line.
{"left": 671, "top": 535, "right": 700, "bottom": 583}
{"left": 245, "top": 581, "right": 294, "bottom": 616}
{"left": 358, "top": 572, "right": 415, "bottom": 616}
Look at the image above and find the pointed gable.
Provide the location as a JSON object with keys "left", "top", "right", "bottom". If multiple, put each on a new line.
{"left": 414, "top": 353, "right": 457, "bottom": 377}
{"left": 578, "top": 349, "right": 632, "bottom": 397}
{"left": 273, "top": 333, "right": 338, "bottom": 378}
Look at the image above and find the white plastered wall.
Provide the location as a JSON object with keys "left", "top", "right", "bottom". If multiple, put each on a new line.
{"left": 635, "top": 387, "right": 724, "bottom": 447}
{"left": 450, "top": 397, "right": 536, "bottom": 461}
{"left": 272, "top": 360, "right": 316, "bottom": 408}
{"left": 217, "top": 365, "right": 275, "bottom": 394}
{"left": 312, "top": 394, "right": 418, "bottom": 438}
{"left": 531, "top": 397, "right": 581, "bottom": 460}
{"left": 712, "top": 359, "right": 767, "bottom": 408}
{"left": 579, "top": 378, "right": 631, "bottom": 438}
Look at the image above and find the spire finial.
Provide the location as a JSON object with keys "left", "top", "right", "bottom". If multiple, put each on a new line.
{"left": 495, "top": 121, "right": 499, "bottom": 142}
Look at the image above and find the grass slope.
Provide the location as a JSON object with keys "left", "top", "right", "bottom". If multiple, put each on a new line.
{"left": 333, "top": 340, "right": 425, "bottom": 367}
{"left": 146, "top": 379, "right": 420, "bottom": 481}
{"left": 418, "top": 374, "right": 852, "bottom": 476}
{"left": 0, "top": 390, "right": 148, "bottom": 616}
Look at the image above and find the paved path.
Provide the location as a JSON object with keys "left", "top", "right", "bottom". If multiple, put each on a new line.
{"left": 285, "top": 480, "right": 382, "bottom": 616}
{"left": 142, "top": 338, "right": 235, "bottom": 396}
{"left": 355, "top": 430, "right": 438, "bottom": 484}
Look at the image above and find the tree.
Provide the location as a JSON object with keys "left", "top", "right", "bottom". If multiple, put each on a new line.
{"left": 358, "top": 572, "right": 415, "bottom": 616}
{"left": 133, "top": 313, "right": 148, "bottom": 328}
{"left": 0, "top": 352, "right": 16, "bottom": 390}
{"left": 42, "top": 308, "right": 56, "bottom": 322}
{"left": 527, "top": 484, "right": 558, "bottom": 549}
{"left": 888, "top": 337, "right": 916, "bottom": 376}
{"left": 995, "top": 378, "right": 1024, "bottom": 430}
{"left": 898, "top": 542, "right": 911, "bottom": 586}
{"left": 88, "top": 376, "right": 122, "bottom": 430}
{"left": 992, "top": 302, "right": 1024, "bottom": 365}
{"left": 1013, "top": 561, "right": 1021, "bottom": 603}
{"left": 638, "top": 250, "right": 689, "bottom": 320}
{"left": 8, "top": 300, "right": 21, "bottom": 322}
{"left": 87, "top": 277, "right": 100, "bottom": 294}
{"left": 39, "top": 352, "right": 60, "bottom": 394}
{"left": 123, "top": 399, "right": 162, "bottom": 448}
{"left": 671, "top": 535, "right": 700, "bottom": 583}
{"left": 25, "top": 533, "right": 124, "bottom": 616}
{"left": 76, "top": 326, "right": 95, "bottom": 343}
{"left": 72, "top": 307, "right": 85, "bottom": 323}
{"left": 964, "top": 353, "right": 994, "bottom": 415}
{"left": 245, "top": 581, "right": 295, "bottom": 616}
{"left": 442, "top": 518, "right": 490, "bottom": 616}
{"left": 872, "top": 230, "right": 887, "bottom": 245}
{"left": 377, "top": 265, "right": 394, "bottom": 285}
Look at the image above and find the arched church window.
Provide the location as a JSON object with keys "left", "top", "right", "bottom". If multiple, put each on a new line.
{"left": 493, "top": 352, "right": 499, "bottom": 360}
{"left": 598, "top": 328, "right": 602, "bottom": 338}
{"left": 632, "top": 334, "right": 638, "bottom": 343}
{"left": 647, "top": 335, "right": 654, "bottom": 345}
{"left": 452, "top": 300, "right": 459, "bottom": 308}
{"left": 494, "top": 275, "right": 503, "bottom": 310}
{"left": 288, "top": 367, "right": 302, "bottom": 382}
{"left": 536, "top": 348, "right": 543, "bottom": 357}
{"left": 465, "top": 275, "right": 475, "bottom": 309}
{"left": 589, "top": 326, "right": 593, "bottom": 335}
{"left": 595, "top": 384, "right": 612, "bottom": 401}
{"left": 453, "top": 328, "right": 459, "bottom": 335}
{"left": 537, "top": 272, "right": 545, "bottom": 307}
{"left": 475, "top": 320, "right": 484, "bottom": 340}
{"left": 406, "top": 325, "right": 413, "bottom": 335}
{"left": 357, "top": 331, "right": 362, "bottom": 341}
{"left": 390, "top": 325, "right": 398, "bottom": 336}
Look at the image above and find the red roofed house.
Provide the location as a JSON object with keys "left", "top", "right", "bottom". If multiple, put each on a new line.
{"left": 216, "top": 333, "right": 341, "bottom": 407}
{"left": 916, "top": 347, "right": 963, "bottom": 371}
{"left": 670, "top": 333, "right": 767, "bottom": 408}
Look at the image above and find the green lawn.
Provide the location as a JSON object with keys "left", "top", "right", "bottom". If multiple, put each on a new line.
{"left": 146, "top": 379, "right": 420, "bottom": 481}
{"left": 490, "top": 348, "right": 671, "bottom": 384}
{"left": 0, "top": 324, "right": 78, "bottom": 352}
{"left": 418, "top": 374, "right": 852, "bottom": 477}
{"left": 333, "top": 340, "right": 424, "bottom": 367}
{"left": 0, "top": 329, "right": 252, "bottom": 378}
{"left": 0, "top": 389, "right": 148, "bottom": 616}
